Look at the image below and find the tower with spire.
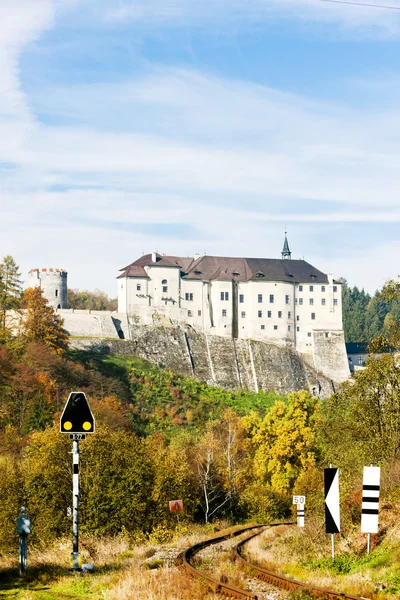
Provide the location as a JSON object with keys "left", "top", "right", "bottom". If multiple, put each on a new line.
{"left": 281, "top": 230, "right": 291, "bottom": 259}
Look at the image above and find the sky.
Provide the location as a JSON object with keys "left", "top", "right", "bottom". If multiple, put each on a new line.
{"left": 1, "top": 0, "right": 400, "bottom": 297}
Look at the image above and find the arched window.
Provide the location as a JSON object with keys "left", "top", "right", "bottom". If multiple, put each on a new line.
{"left": 162, "top": 279, "right": 168, "bottom": 293}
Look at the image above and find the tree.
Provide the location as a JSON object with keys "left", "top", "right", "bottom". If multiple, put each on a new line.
{"left": 0, "top": 255, "right": 23, "bottom": 336}
{"left": 321, "top": 354, "right": 400, "bottom": 472}
{"left": 22, "top": 287, "right": 69, "bottom": 355}
{"left": 67, "top": 288, "right": 117, "bottom": 311}
{"left": 249, "top": 390, "right": 321, "bottom": 493}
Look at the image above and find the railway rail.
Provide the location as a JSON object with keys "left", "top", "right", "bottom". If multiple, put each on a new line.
{"left": 182, "top": 524, "right": 371, "bottom": 600}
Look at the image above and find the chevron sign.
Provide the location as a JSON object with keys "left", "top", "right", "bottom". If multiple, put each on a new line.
{"left": 324, "top": 468, "right": 340, "bottom": 534}
{"left": 361, "top": 466, "right": 380, "bottom": 534}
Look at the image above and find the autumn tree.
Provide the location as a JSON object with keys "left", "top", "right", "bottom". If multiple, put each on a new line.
{"left": 22, "top": 287, "right": 69, "bottom": 355}
{"left": 67, "top": 288, "right": 117, "bottom": 311}
{"left": 0, "top": 255, "right": 23, "bottom": 337}
{"left": 248, "top": 390, "right": 321, "bottom": 494}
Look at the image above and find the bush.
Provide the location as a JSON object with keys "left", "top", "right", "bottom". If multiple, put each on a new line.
{"left": 239, "top": 483, "right": 291, "bottom": 522}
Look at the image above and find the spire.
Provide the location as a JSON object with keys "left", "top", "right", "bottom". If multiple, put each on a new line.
{"left": 281, "top": 230, "right": 291, "bottom": 260}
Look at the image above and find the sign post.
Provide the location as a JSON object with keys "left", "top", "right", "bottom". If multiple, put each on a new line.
{"left": 324, "top": 466, "right": 340, "bottom": 560}
{"left": 17, "top": 506, "right": 30, "bottom": 575}
{"left": 292, "top": 495, "right": 306, "bottom": 527}
{"left": 169, "top": 500, "right": 184, "bottom": 534}
{"left": 361, "top": 465, "right": 380, "bottom": 554}
{"left": 60, "top": 392, "right": 95, "bottom": 571}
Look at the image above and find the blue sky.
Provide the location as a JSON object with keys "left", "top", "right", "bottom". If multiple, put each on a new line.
{"left": 1, "top": 0, "right": 400, "bottom": 296}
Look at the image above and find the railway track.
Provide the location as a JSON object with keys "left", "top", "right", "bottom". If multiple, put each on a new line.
{"left": 182, "top": 524, "right": 371, "bottom": 600}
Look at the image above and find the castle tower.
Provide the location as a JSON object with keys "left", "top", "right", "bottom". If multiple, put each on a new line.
{"left": 281, "top": 230, "right": 291, "bottom": 260}
{"left": 27, "top": 268, "right": 68, "bottom": 309}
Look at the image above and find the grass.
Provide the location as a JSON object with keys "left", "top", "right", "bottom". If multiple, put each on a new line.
{"left": 0, "top": 524, "right": 248, "bottom": 600}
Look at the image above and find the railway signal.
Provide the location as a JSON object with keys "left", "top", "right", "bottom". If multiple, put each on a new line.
{"left": 60, "top": 392, "right": 95, "bottom": 571}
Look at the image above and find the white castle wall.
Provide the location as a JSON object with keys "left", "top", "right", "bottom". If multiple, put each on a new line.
{"left": 56, "top": 309, "right": 129, "bottom": 340}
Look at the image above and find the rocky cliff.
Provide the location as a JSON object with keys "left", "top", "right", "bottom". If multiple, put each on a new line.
{"left": 70, "top": 323, "right": 344, "bottom": 398}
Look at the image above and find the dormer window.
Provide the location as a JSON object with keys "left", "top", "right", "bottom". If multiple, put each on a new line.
{"left": 232, "top": 271, "right": 240, "bottom": 277}
{"left": 310, "top": 273, "right": 317, "bottom": 280}
{"left": 194, "top": 270, "right": 202, "bottom": 275}
{"left": 255, "top": 272, "right": 265, "bottom": 278}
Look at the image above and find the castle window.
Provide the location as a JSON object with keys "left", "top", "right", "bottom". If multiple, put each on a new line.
{"left": 232, "top": 271, "right": 240, "bottom": 277}
{"left": 274, "top": 325, "right": 278, "bottom": 330}
{"left": 221, "top": 292, "right": 229, "bottom": 301}
{"left": 188, "top": 310, "right": 192, "bottom": 317}
{"left": 256, "top": 271, "right": 264, "bottom": 278}
{"left": 297, "top": 326, "right": 300, "bottom": 332}
{"left": 288, "top": 325, "right": 291, "bottom": 331}
{"left": 285, "top": 295, "right": 290, "bottom": 304}
{"left": 309, "top": 298, "right": 314, "bottom": 305}
{"left": 309, "top": 285, "right": 314, "bottom": 292}
{"left": 55, "top": 289, "right": 58, "bottom": 297}
{"left": 298, "top": 285, "right": 303, "bottom": 292}
{"left": 269, "top": 294, "right": 274, "bottom": 303}
{"left": 299, "top": 298, "right": 303, "bottom": 305}
{"left": 296, "top": 315, "right": 300, "bottom": 321}
{"left": 307, "top": 332, "right": 312, "bottom": 337}
{"left": 268, "top": 311, "right": 272, "bottom": 318}
{"left": 198, "top": 310, "right": 202, "bottom": 316}
{"left": 261, "top": 324, "right": 265, "bottom": 330}
{"left": 222, "top": 309, "right": 227, "bottom": 317}
{"left": 321, "top": 286, "right": 326, "bottom": 292}
{"left": 278, "top": 311, "right": 282, "bottom": 318}
{"left": 241, "top": 311, "right": 246, "bottom": 318}
{"left": 185, "top": 293, "right": 193, "bottom": 301}
{"left": 162, "top": 279, "right": 167, "bottom": 284}
{"left": 311, "top": 313, "right": 316, "bottom": 320}
{"left": 321, "top": 298, "right": 326, "bottom": 305}
{"left": 162, "top": 286, "right": 168, "bottom": 293}
{"left": 258, "top": 294, "right": 263, "bottom": 303}
{"left": 333, "top": 286, "right": 337, "bottom": 292}
{"left": 333, "top": 299, "right": 338, "bottom": 306}
{"left": 258, "top": 310, "right": 262, "bottom": 318}
{"left": 288, "top": 311, "right": 291, "bottom": 318}
{"left": 239, "top": 294, "right": 244, "bottom": 303}
{"left": 137, "top": 284, "right": 141, "bottom": 291}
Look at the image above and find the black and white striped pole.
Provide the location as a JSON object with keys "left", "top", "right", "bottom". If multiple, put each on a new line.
{"left": 72, "top": 441, "right": 80, "bottom": 569}
{"left": 60, "top": 392, "right": 95, "bottom": 571}
{"left": 361, "top": 465, "right": 380, "bottom": 554}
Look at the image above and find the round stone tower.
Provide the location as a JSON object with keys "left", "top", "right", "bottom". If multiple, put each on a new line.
{"left": 27, "top": 268, "right": 68, "bottom": 309}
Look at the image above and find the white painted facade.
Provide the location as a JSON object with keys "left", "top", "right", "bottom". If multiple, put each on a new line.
{"left": 117, "top": 253, "right": 343, "bottom": 359}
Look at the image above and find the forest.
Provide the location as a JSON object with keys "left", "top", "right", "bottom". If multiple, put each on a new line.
{"left": 1, "top": 254, "right": 400, "bottom": 559}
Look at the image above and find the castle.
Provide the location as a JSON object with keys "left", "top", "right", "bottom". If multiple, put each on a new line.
{"left": 117, "top": 235, "right": 343, "bottom": 358}
{"left": 27, "top": 235, "right": 350, "bottom": 393}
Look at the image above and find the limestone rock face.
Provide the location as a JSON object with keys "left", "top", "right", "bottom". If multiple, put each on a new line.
{"left": 70, "top": 322, "right": 347, "bottom": 398}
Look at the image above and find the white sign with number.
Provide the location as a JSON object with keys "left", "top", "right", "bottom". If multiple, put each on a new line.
{"left": 293, "top": 495, "right": 306, "bottom": 505}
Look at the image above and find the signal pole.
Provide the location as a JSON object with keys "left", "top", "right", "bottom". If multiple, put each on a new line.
{"left": 72, "top": 440, "right": 80, "bottom": 570}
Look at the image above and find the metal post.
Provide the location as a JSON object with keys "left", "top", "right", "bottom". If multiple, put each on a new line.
{"left": 367, "top": 533, "right": 371, "bottom": 554}
{"left": 72, "top": 440, "right": 80, "bottom": 570}
{"left": 331, "top": 534, "right": 335, "bottom": 560}
{"left": 19, "top": 535, "right": 27, "bottom": 575}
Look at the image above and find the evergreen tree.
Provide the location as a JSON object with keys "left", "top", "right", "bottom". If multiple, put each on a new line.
{"left": 22, "top": 287, "right": 69, "bottom": 355}
{"left": 0, "top": 255, "right": 23, "bottom": 335}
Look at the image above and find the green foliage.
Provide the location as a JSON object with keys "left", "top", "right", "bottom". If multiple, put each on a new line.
{"left": 67, "top": 288, "right": 117, "bottom": 311}
{"left": 0, "top": 456, "right": 24, "bottom": 552}
{"left": 320, "top": 354, "right": 400, "bottom": 472}
{"left": 238, "top": 483, "right": 291, "bottom": 522}
{"left": 0, "top": 255, "right": 22, "bottom": 337}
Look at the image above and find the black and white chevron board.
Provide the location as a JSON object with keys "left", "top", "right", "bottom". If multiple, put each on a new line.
{"left": 324, "top": 467, "right": 340, "bottom": 534}
{"left": 361, "top": 466, "right": 380, "bottom": 534}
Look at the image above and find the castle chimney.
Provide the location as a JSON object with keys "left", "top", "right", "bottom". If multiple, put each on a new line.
{"left": 151, "top": 252, "right": 157, "bottom": 262}
{"left": 194, "top": 253, "right": 200, "bottom": 260}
